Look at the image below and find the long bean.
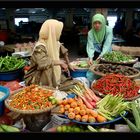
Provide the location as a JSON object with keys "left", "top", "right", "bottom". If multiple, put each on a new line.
{"left": 0, "top": 56, "right": 25, "bottom": 72}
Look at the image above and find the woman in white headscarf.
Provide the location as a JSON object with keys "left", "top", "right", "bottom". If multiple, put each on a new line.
{"left": 24, "top": 19, "right": 73, "bottom": 87}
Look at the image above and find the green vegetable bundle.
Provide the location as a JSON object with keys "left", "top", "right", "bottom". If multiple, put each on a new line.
{"left": 0, "top": 56, "right": 25, "bottom": 72}
{"left": 103, "top": 51, "right": 133, "bottom": 62}
{"left": 122, "top": 101, "right": 140, "bottom": 132}
{"left": 96, "top": 94, "right": 131, "bottom": 120}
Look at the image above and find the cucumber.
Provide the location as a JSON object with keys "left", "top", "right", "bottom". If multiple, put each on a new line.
{"left": 0, "top": 124, "right": 20, "bottom": 132}
{"left": 0, "top": 127, "right": 4, "bottom": 132}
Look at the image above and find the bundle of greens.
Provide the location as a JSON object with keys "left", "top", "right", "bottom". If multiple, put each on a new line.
{"left": 96, "top": 94, "right": 131, "bottom": 120}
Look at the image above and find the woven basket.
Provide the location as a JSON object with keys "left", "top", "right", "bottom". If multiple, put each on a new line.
{"left": 100, "top": 57, "right": 138, "bottom": 65}
{"left": 89, "top": 64, "right": 140, "bottom": 79}
{"left": 5, "top": 87, "right": 56, "bottom": 115}
{"left": 91, "top": 81, "right": 140, "bottom": 101}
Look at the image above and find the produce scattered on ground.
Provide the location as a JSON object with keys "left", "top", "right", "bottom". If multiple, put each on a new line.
{"left": 0, "top": 56, "right": 25, "bottom": 72}
{"left": 92, "top": 74, "right": 140, "bottom": 99}
{"left": 59, "top": 97, "right": 107, "bottom": 123}
{"left": 0, "top": 91, "right": 5, "bottom": 99}
{"left": 96, "top": 94, "right": 130, "bottom": 120}
{"left": 102, "top": 51, "right": 134, "bottom": 62}
{"left": 56, "top": 124, "right": 90, "bottom": 132}
{"left": 121, "top": 101, "right": 140, "bottom": 132}
{"left": 87, "top": 125, "right": 116, "bottom": 132}
{"left": 8, "top": 85, "right": 58, "bottom": 110}
{"left": 0, "top": 124, "right": 20, "bottom": 132}
{"left": 94, "top": 64, "right": 139, "bottom": 76}
{"left": 70, "top": 82, "right": 101, "bottom": 109}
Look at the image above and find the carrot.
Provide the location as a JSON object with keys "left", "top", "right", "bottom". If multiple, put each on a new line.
{"left": 67, "top": 98, "right": 74, "bottom": 104}
{"left": 90, "top": 110, "right": 98, "bottom": 118}
{"left": 86, "top": 88, "right": 100, "bottom": 102}
{"left": 75, "top": 114, "right": 82, "bottom": 121}
{"left": 68, "top": 108, "right": 74, "bottom": 113}
{"left": 90, "top": 101, "right": 96, "bottom": 108}
{"left": 80, "top": 109, "right": 86, "bottom": 116}
{"left": 96, "top": 114, "right": 107, "bottom": 123}
{"left": 73, "top": 107, "right": 80, "bottom": 114}
{"left": 68, "top": 112, "right": 75, "bottom": 119}
{"left": 81, "top": 115, "right": 88, "bottom": 122}
{"left": 79, "top": 96, "right": 93, "bottom": 109}
{"left": 70, "top": 102, "right": 78, "bottom": 108}
{"left": 59, "top": 107, "right": 65, "bottom": 114}
{"left": 62, "top": 100, "right": 68, "bottom": 105}
{"left": 88, "top": 116, "right": 96, "bottom": 123}
{"left": 83, "top": 91, "right": 93, "bottom": 101}
{"left": 64, "top": 104, "right": 71, "bottom": 110}
{"left": 77, "top": 98, "right": 84, "bottom": 106}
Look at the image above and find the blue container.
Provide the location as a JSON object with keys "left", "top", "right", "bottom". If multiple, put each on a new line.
{"left": 0, "top": 67, "right": 24, "bottom": 81}
{"left": 70, "top": 69, "right": 88, "bottom": 78}
{"left": 0, "top": 86, "right": 10, "bottom": 116}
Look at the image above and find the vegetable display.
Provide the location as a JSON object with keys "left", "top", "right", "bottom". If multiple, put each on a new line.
{"left": 0, "top": 56, "right": 25, "bottom": 72}
{"left": 121, "top": 101, "right": 140, "bottom": 132}
{"left": 96, "top": 94, "right": 130, "bottom": 120}
{"left": 8, "top": 85, "right": 58, "bottom": 110}
{"left": 59, "top": 97, "right": 107, "bottom": 123}
{"left": 102, "top": 51, "right": 134, "bottom": 62}
{"left": 94, "top": 64, "right": 139, "bottom": 76}
{"left": 92, "top": 74, "right": 140, "bottom": 99}
{"left": 70, "top": 82, "right": 101, "bottom": 109}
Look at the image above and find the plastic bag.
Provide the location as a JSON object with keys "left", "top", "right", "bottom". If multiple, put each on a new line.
{"left": 42, "top": 114, "right": 70, "bottom": 132}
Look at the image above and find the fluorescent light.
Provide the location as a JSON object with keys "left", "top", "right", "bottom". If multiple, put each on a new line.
{"left": 2, "top": 8, "right": 6, "bottom": 10}
{"left": 16, "top": 9, "right": 20, "bottom": 12}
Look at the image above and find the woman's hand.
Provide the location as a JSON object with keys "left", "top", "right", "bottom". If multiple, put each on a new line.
{"left": 68, "top": 64, "right": 75, "bottom": 71}
{"left": 60, "top": 60, "right": 68, "bottom": 70}
{"left": 88, "top": 58, "right": 93, "bottom": 65}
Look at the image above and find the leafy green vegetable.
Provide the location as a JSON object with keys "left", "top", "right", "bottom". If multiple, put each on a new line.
{"left": 103, "top": 51, "right": 133, "bottom": 62}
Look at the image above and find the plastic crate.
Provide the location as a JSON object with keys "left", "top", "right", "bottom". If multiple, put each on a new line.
{"left": 70, "top": 69, "right": 88, "bottom": 78}
{"left": 0, "top": 86, "right": 10, "bottom": 116}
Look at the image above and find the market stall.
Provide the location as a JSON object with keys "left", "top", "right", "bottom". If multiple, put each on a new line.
{"left": 0, "top": 50, "right": 140, "bottom": 133}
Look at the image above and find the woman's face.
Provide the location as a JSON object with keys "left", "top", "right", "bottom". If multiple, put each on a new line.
{"left": 93, "top": 21, "right": 102, "bottom": 31}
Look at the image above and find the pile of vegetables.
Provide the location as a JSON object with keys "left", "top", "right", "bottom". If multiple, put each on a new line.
{"left": 92, "top": 74, "right": 140, "bottom": 99}
{"left": 122, "top": 101, "right": 140, "bottom": 132}
{"left": 56, "top": 124, "right": 90, "bottom": 132}
{"left": 96, "top": 94, "right": 130, "bottom": 120}
{"left": 70, "top": 82, "right": 101, "bottom": 109}
{"left": 59, "top": 97, "right": 107, "bottom": 123}
{"left": 102, "top": 51, "right": 133, "bottom": 62}
{"left": 8, "top": 85, "right": 58, "bottom": 110}
{"left": 0, "top": 56, "right": 25, "bottom": 72}
{"left": 94, "top": 64, "right": 139, "bottom": 76}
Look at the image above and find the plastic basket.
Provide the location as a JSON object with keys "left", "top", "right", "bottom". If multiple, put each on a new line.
{"left": 0, "top": 67, "right": 24, "bottom": 81}
{"left": 70, "top": 69, "right": 88, "bottom": 78}
{"left": 0, "top": 86, "right": 10, "bottom": 116}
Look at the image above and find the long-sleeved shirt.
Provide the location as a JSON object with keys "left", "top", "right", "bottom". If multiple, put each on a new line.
{"left": 86, "top": 26, "right": 113, "bottom": 59}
